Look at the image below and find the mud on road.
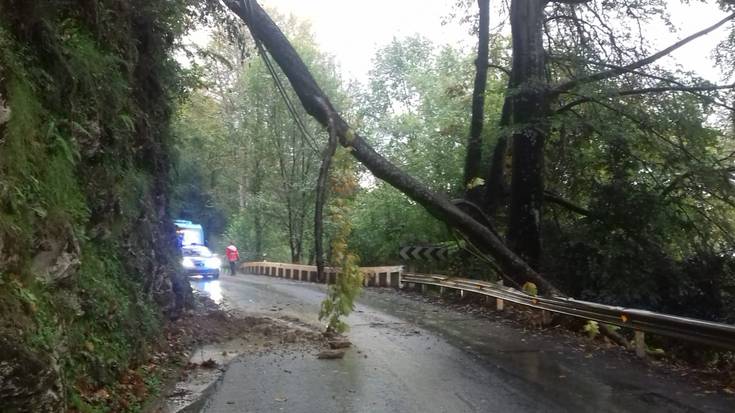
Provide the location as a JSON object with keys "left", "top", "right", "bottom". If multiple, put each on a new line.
{"left": 152, "top": 286, "right": 357, "bottom": 413}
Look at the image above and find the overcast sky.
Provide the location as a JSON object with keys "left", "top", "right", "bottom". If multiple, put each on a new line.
{"left": 256, "top": 0, "right": 731, "bottom": 83}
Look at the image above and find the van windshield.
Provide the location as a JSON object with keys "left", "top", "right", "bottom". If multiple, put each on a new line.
{"left": 182, "top": 246, "right": 213, "bottom": 257}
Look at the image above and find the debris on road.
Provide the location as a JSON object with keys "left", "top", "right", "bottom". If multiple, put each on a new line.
{"left": 317, "top": 349, "right": 347, "bottom": 359}
{"left": 328, "top": 339, "right": 352, "bottom": 349}
{"left": 200, "top": 359, "right": 219, "bottom": 369}
{"left": 159, "top": 290, "right": 339, "bottom": 412}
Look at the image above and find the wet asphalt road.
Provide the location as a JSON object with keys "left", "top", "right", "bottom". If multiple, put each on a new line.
{"left": 191, "top": 274, "right": 735, "bottom": 413}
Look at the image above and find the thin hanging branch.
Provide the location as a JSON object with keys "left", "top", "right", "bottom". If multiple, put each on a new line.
{"left": 314, "top": 98, "right": 338, "bottom": 282}
{"left": 253, "top": 37, "right": 321, "bottom": 154}
{"left": 221, "top": 0, "right": 561, "bottom": 295}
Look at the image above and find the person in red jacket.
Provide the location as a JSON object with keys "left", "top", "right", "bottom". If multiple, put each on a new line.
{"left": 225, "top": 242, "right": 240, "bottom": 276}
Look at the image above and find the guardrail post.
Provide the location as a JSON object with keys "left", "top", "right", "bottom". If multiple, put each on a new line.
{"left": 421, "top": 284, "right": 427, "bottom": 294}
{"left": 390, "top": 271, "right": 400, "bottom": 288}
{"left": 634, "top": 330, "right": 646, "bottom": 358}
{"left": 496, "top": 280, "right": 504, "bottom": 311}
{"left": 541, "top": 310, "right": 552, "bottom": 326}
{"left": 439, "top": 286, "right": 446, "bottom": 296}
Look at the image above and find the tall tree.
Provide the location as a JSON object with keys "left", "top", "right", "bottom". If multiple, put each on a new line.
{"left": 505, "top": 0, "right": 549, "bottom": 268}
{"left": 463, "top": 0, "right": 491, "bottom": 203}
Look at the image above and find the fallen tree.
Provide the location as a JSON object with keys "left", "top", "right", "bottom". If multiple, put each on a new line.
{"left": 220, "top": 0, "right": 560, "bottom": 295}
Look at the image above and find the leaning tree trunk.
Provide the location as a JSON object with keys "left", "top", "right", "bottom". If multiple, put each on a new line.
{"left": 506, "top": 0, "right": 549, "bottom": 270}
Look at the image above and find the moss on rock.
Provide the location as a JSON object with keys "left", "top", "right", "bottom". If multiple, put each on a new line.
{"left": 0, "top": 0, "right": 199, "bottom": 410}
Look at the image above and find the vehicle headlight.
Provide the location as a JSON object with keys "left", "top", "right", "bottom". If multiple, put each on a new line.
{"left": 205, "top": 257, "right": 222, "bottom": 269}
{"left": 182, "top": 258, "right": 195, "bottom": 268}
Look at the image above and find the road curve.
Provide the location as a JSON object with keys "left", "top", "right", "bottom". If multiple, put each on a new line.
{"left": 191, "top": 274, "right": 734, "bottom": 413}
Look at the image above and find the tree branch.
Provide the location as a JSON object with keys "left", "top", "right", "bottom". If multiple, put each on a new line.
{"left": 544, "top": 191, "right": 593, "bottom": 217}
{"left": 551, "top": 0, "right": 591, "bottom": 4}
{"left": 314, "top": 98, "right": 337, "bottom": 282}
{"left": 557, "top": 83, "right": 735, "bottom": 112}
{"left": 222, "top": 0, "right": 561, "bottom": 295}
{"left": 549, "top": 55, "right": 735, "bottom": 111}
{"left": 552, "top": 13, "right": 735, "bottom": 94}
{"left": 488, "top": 63, "right": 511, "bottom": 77}
{"left": 558, "top": 93, "right": 703, "bottom": 164}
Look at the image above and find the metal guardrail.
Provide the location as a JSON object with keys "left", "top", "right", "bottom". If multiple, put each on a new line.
{"left": 242, "top": 261, "right": 403, "bottom": 287}
{"left": 402, "top": 273, "right": 735, "bottom": 351}
{"left": 241, "top": 260, "right": 735, "bottom": 350}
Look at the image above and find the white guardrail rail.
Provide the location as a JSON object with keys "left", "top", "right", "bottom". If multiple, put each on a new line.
{"left": 242, "top": 261, "right": 735, "bottom": 351}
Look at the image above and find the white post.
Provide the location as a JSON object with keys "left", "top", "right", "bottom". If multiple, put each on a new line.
{"left": 634, "top": 330, "right": 646, "bottom": 358}
{"left": 496, "top": 280, "right": 504, "bottom": 311}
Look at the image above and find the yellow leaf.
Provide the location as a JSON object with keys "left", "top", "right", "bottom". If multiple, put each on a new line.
{"left": 466, "top": 177, "right": 485, "bottom": 190}
{"left": 522, "top": 282, "right": 538, "bottom": 297}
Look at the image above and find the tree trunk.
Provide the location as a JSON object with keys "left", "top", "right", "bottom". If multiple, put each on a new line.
{"left": 484, "top": 91, "right": 512, "bottom": 215}
{"left": 314, "top": 122, "right": 337, "bottom": 282}
{"left": 464, "top": 0, "right": 490, "bottom": 203}
{"left": 238, "top": 175, "right": 246, "bottom": 211}
{"left": 252, "top": 160, "right": 264, "bottom": 257}
{"left": 506, "top": 0, "right": 549, "bottom": 269}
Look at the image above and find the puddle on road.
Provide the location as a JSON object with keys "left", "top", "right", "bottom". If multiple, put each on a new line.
{"left": 190, "top": 279, "right": 223, "bottom": 304}
{"left": 165, "top": 338, "right": 249, "bottom": 413}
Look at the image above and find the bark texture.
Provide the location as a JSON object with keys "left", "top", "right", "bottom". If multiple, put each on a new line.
{"left": 484, "top": 91, "right": 512, "bottom": 215}
{"left": 506, "top": 0, "right": 549, "bottom": 269}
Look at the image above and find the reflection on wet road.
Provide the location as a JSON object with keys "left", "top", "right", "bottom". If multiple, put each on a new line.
{"left": 191, "top": 275, "right": 735, "bottom": 413}
{"left": 190, "top": 278, "right": 223, "bottom": 304}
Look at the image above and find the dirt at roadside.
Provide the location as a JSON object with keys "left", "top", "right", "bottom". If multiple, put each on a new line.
{"left": 139, "top": 292, "right": 341, "bottom": 413}
{"left": 389, "top": 287, "right": 735, "bottom": 396}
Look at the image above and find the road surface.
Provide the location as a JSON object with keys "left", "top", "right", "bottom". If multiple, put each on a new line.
{"left": 190, "top": 274, "right": 734, "bottom": 413}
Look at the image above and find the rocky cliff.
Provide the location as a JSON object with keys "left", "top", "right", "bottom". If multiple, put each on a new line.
{"left": 0, "top": 1, "right": 194, "bottom": 410}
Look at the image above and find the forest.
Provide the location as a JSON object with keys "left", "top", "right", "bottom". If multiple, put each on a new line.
{"left": 175, "top": 0, "right": 735, "bottom": 323}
